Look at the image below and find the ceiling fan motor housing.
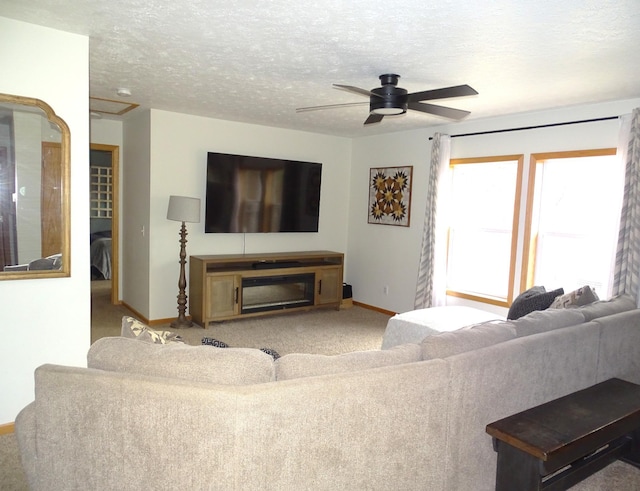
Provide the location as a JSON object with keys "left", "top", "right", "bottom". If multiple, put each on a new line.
{"left": 370, "top": 74, "right": 408, "bottom": 115}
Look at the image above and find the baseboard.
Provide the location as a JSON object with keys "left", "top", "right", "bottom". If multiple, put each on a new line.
{"left": 147, "top": 317, "right": 192, "bottom": 327}
{"left": 0, "top": 422, "right": 15, "bottom": 435}
{"left": 353, "top": 301, "right": 396, "bottom": 316}
{"left": 121, "top": 301, "right": 145, "bottom": 322}
{"left": 121, "top": 302, "right": 160, "bottom": 325}
{"left": 120, "top": 303, "right": 194, "bottom": 328}
{"left": 125, "top": 300, "right": 393, "bottom": 326}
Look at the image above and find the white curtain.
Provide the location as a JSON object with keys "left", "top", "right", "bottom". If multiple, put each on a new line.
{"left": 612, "top": 107, "right": 640, "bottom": 305}
{"left": 414, "top": 133, "right": 451, "bottom": 309}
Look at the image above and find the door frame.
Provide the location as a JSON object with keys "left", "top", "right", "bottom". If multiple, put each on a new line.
{"left": 90, "top": 143, "right": 119, "bottom": 304}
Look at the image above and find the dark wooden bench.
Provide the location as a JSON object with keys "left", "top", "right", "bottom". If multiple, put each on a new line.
{"left": 486, "top": 378, "right": 640, "bottom": 490}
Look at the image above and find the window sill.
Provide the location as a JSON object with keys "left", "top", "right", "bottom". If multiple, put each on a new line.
{"left": 446, "top": 290, "right": 510, "bottom": 308}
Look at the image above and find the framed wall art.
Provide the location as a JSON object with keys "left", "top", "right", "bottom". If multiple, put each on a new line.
{"left": 368, "top": 165, "right": 413, "bottom": 227}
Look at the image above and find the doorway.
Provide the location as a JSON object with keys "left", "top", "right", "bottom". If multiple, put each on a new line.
{"left": 90, "top": 144, "right": 119, "bottom": 304}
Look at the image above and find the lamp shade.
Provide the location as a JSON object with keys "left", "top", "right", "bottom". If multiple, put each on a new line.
{"left": 167, "top": 195, "right": 201, "bottom": 223}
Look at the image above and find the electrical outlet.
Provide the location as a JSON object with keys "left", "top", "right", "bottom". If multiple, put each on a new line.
{"left": 383, "top": 285, "right": 389, "bottom": 295}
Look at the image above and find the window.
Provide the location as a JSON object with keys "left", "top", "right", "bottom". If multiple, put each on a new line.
{"left": 446, "top": 149, "right": 620, "bottom": 306}
{"left": 522, "top": 149, "right": 620, "bottom": 296}
{"left": 447, "top": 155, "right": 524, "bottom": 307}
{"left": 90, "top": 165, "right": 112, "bottom": 218}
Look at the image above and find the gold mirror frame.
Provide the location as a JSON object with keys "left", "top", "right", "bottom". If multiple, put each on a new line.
{"left": 0, "top": 93, "right": 70, "bottom": 280}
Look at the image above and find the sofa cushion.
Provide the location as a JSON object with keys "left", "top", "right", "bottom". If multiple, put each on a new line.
{"left": 420, "top": 320, "right": 517, "bottom": 359}
{"left": 507, "top": 286, "right": 564, "bottom": 320}
{"left": 549, "top": 285, "right": 599, "bottom": 309}
{"left": 510, "top": 308, "right": 586, "bottom": 337}
{"left": 578, "top": 294, "right": 637, "bottom": 321}
{"left": 88, "top": 336, "right": 275, "bottom": 385}
{"left": 121, "top": 316, "right": 184, "bottom": 344}
{"left": 275, "top": 343, "right": 422, "bottom": 380}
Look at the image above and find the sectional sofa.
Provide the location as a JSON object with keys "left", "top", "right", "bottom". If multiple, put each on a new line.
{"left": 15, "top": 295, "right": 640, "bottom": 490}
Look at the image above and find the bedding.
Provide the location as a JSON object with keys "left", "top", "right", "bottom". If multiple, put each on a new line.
{"left": 90, "top": 231, "right": 112, "bottom": 280}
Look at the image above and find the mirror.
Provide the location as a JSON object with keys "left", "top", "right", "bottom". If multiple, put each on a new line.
{"left": 0, "top": 93, "right": 70, "bottom": 280}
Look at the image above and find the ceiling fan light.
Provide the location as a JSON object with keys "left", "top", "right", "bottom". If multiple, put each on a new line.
{"left": 372, "top": 107, "right": 405, "bottom": 115}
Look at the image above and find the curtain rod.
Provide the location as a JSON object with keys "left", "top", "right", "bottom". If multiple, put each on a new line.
{"left": 428, "top": 115, "right": 619, "bottom": 140}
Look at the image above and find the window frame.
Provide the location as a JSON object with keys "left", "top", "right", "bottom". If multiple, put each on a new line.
{"left": 446, "top": 154, "right": 525, "bottom": 307}
{"left": 520, "top": 148, "right": 618, "bottom": 292}
{"left": 89, "top": 164, "right": 113, "bottom": 219}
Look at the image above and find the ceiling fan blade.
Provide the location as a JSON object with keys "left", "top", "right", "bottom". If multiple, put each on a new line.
{"left": 333, "top": 84, "right": 384, "bottom": 98}
{"left": 364, "top": 113, "right": 384, "bottom": 125}
{"left": 408, "top": 102, "right": 471, "bottom": 120}
{"left": 296, "top": 101, "right": 369, "bottom": 112}
{"left": 407, "top": 84, "right": 478, "bottom": 103}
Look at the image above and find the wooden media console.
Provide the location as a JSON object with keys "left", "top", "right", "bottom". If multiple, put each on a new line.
{"left": 189, "top": 251, "right": 344, "bottom": 326}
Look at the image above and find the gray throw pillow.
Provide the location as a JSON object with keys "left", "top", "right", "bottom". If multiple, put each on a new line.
{"left": 27, "top": 257, "right": 57, "bottom": 270}
{"left": 507, "top": 286, "right": 564, "bottom": 320}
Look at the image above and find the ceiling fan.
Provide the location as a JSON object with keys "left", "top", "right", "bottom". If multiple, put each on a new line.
{"left": 296, "top": 74, "right": 478, "bottom": 125}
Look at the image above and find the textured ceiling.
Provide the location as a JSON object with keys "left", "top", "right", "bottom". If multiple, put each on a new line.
{"left": 2, "top": 0, "right": 640, "bottom": 137}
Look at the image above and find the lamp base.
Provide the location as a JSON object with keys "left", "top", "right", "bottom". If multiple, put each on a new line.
{"left": 170, "top": 317, "right": 194, "bottom": 329}
{"left": 172, "top": 220, "right": 193, "bottom": 329}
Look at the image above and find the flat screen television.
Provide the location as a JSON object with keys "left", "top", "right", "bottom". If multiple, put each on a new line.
{"left": 205, "top": 151, "right": 322, "bottom": 233}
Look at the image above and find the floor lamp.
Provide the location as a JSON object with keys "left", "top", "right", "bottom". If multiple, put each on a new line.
{"left": 167, "top": 195, "right": 201, "bottom": 328}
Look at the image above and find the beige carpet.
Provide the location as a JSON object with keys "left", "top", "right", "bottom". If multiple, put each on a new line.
{"left": 91, "top": 279, "right": 140, "bottom": 343}
{"left": 91, "top": 279, "right": 390, "bottom": 355}
{"left": 167, "top": 305, "right": 389, "bottom": 356}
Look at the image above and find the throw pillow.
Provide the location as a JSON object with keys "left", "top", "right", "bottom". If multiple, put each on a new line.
{"left": 121, "top": 316, "right": 184, "bottom": 344}
{"left": 507, "top": 286, "right": 564, "bottom": 320}
{"left": 201, "top": 336, "right": 280, "bottom": 359}
{"left": 549, "top": 285, "right": 599, "bottom": 309}
{"left": 201, "top": 337, "right": 229, "bottom": 348}
{"left": 27, "top": 256, "right": 57, "bottom": 270}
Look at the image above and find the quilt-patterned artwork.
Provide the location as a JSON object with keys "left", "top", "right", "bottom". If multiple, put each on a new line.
{"left": 368, "top": 166, "right": 413, "bottom": 227}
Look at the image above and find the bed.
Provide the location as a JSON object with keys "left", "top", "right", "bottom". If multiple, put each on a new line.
{"left": 90, "top": 231, "right": 112, "bottom": 280}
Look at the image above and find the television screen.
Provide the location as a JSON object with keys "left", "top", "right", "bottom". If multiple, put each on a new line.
{"left": 205, "top": 152, "right": 322, "bottom": 233}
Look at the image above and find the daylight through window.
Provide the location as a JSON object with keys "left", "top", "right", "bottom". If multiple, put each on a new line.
{"left": 446, "top": 149, "right": 621, "bottom": 306}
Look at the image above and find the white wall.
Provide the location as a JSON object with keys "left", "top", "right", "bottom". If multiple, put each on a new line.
{"left": 122, "top": 110, "right": 152, "bottom": 316}
{"left": 0, "top": 17, "right": 90, "bottom": 425}
{"left": 347, "top": 128, "right": 431, "bottom": 313}
{"left": 348, "top": 98, "right": 640, "bottom": 315}
{"left": 132, "top": 109, "right": 352, "bottom": 321}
